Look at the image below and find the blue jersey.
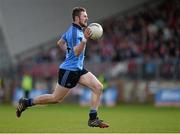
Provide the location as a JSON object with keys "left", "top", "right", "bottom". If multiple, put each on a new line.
{"left": 59, "top": 23, "right": 85, "bottom": 71}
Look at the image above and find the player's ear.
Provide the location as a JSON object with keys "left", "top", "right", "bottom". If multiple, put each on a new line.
{"left": 75, "top": 16, "right": 80, "bottom": 22}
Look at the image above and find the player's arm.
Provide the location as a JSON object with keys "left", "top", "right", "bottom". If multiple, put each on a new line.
{"left": 74, "top": 28, "right": 92, "bottom": 56}
{"left": 57, "top": 38, "right": 67, "bottom": 51}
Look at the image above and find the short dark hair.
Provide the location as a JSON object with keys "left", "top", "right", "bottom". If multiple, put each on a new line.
{"left": 72, "top": 7, "right": 86, "bottom": 21}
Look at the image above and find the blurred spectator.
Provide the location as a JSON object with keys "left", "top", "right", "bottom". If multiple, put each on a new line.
{"left": 21, "top": 73, "right": 33, "bottom": 98}
{"left": 143, "top": 55, "right": 157, "bottom": 80}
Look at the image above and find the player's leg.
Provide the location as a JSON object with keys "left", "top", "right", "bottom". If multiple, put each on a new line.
{"left": 78, "top": 71, "right": 109, "bottom": 128}
{"left": 33, "top": 83, "right": 70, "bottom": 104}
{"left": 16, "top": 68, "right": 80, "bottom": 118}
{"left": 16, "top": 83, "right": 70, "bottom": 118}
{"left": 79, "top": 72, "right": 102, "bottom": 110}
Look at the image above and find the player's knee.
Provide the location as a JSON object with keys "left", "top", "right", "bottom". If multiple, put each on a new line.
{"left": 95, "top": 83, "right": 103, "bottom": 95}
{"left": 52, "top": 95, "right": 62, "bottom": 103}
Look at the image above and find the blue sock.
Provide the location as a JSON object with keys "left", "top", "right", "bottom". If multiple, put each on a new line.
{"left": 27, "top": 98, "right": 34, "bottom": 107}
{"left": 89, "top": 109, "right": 97, "bottom": 120}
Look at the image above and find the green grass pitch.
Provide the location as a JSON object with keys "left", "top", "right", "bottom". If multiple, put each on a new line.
{"left": 0, "top": 104, "right": 180, "bottom": 133}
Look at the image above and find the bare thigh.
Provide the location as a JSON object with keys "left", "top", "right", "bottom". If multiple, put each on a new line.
{"left": 78, "top": 72, "right": 103, "bottom": 94}
{"left": 52, "top": 83, "right": 70, "bottom": 101}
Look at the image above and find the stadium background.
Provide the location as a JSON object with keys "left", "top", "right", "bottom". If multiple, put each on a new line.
{"left": 0, "top": 0, "right": 180, "bottom": 133}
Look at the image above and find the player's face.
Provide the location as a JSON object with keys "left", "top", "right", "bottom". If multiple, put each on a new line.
{"left": 78, "top": 11, "right": 88, "bottom": 27}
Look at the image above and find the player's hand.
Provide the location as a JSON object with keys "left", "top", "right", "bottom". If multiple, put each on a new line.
{"left": 84, "top": 28, "right": 92, "bottom": 40}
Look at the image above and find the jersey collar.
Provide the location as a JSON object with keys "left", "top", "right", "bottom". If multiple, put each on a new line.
{"left": 72, "top": 23, "right": 83, "bottom": 30}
